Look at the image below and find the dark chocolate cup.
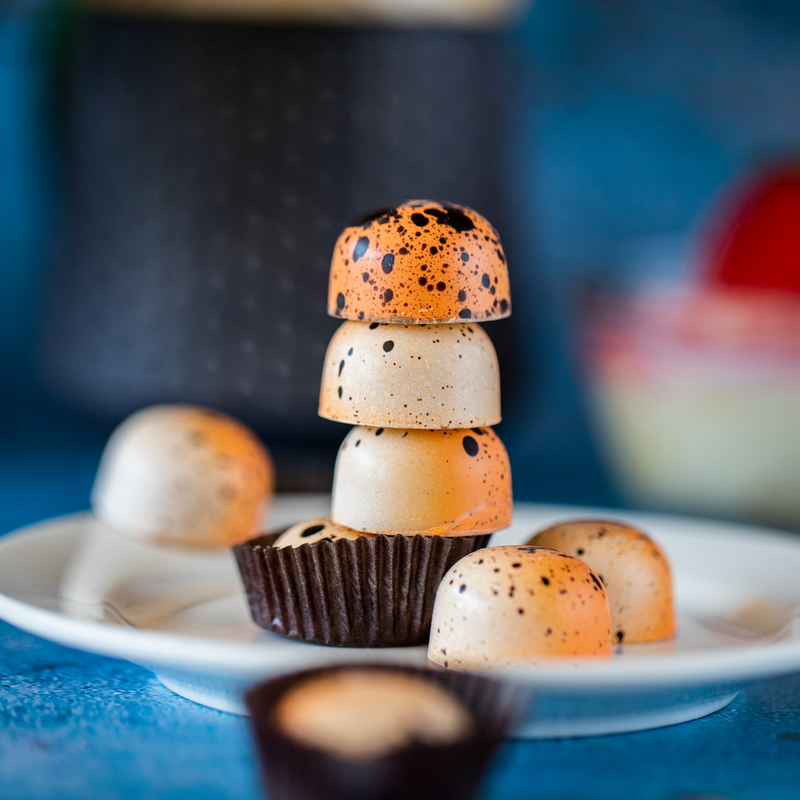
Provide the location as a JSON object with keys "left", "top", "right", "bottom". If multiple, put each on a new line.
{"left": 245, "top": 663, "right": 526, "bottom": 800}
{"left": 233, "top": 530, "right": 491, "bottom": 647}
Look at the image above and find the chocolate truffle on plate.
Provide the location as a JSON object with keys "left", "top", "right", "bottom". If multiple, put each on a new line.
{"left": 526, "top": 519, "right": 676, "bottom": 644}
{"left": 319, "top": 320, "right": 501, "bottom": 429}
{"left": 328, "top": 200, "right": 510, "bottom": 324}
{"left": 246, "top": 665, "right": 521, "bottom": 800}
{"left": 428, "top": 546, "right": 612, "bottom": 669}
{"left": 92, "top": 404, "right": 274, "bottom": 548}
{"left": 234, "top": 521, "right": 490, "bottom": 647}
{"left": 331, "top": 425, "right": 512, "bottom": 535}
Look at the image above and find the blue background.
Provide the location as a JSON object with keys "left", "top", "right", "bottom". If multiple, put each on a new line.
{"left": 3, "top": 0, "right": 800, "bottom": 533}
{"left": 3, "top": 4, "right": 800, "bottom": 798}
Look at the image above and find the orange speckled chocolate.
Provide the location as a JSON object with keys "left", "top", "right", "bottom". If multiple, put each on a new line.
{"left": 327, "top": 201, "right": 510, "bottom": 323}
{"left": 428, "top": 546, "right": 612, "bottom": 669}
{"left": 331, "top": 425, "right": 512, "bottom": 535}
{"left": 527, "top": 519, "right": 675, "bottom": 644}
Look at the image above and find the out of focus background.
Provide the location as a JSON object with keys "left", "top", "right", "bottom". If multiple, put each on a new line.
{"left": 3, "top": 0, "right": 800, "bottom": 535}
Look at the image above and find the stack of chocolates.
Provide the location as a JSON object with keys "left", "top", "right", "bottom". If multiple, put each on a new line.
{"left": 235, "top": 201, "right": 513, "bottom": 647}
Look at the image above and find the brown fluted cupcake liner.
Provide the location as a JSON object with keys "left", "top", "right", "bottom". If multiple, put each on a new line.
{"left": 245, "top": 663, "right": 527, "bottom": 800}
{"left": 233, "top": 530, "right": 491, "bottom": 647}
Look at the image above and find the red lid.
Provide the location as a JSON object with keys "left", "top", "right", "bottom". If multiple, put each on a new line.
{"left": 703, "top": 163, "right": 800, "bottom": 293}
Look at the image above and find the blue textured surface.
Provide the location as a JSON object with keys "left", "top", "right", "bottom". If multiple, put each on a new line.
{"left": 1, "top": 435, "right": 798, "bottom": 799}
{"left": 2, "top": 618, "right": 800, "bottom": 800}
{"left": 2, "top": 3, "right": 800, "bottom": 797}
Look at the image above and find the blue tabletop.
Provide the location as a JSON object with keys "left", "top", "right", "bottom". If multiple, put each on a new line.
{"left": 0, "top": 407, "right": 799, "bottom": 800}
{"left": 1, "top": 617, "right": 800, "bottom": 800}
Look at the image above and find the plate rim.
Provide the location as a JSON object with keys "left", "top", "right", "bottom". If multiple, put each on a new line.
{"left": 2, "top": 502, "right": 800, "bottom": 690}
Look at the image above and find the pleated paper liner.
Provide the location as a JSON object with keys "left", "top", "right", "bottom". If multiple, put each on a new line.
{"left": 245, "top": 663, "right": 527, "bottom": 800}
{"left": 233, "top": 530, "right": 492, "bottom": 648}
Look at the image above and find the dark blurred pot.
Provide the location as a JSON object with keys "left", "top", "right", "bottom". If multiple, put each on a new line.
{"left": 40, "top": 14, "right": 519, "bottom": 486}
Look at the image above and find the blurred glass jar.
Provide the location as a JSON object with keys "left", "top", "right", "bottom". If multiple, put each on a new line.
{"left": 581, "top": 282, "right": 800, "bottom": 528}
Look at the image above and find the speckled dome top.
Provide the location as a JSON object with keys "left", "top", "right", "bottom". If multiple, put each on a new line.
{"left": 331, "top": 425, "right": 512, "bottom": 535}
{"left": 273, "top": 517, "right": 374, "bottom": 549}
{"left": 327, "top": 201, "right": 511, "bottom": 324}
{"left": 319, "top": 321, "right": 501, "bottom": 429}
{"left": 428, "top": 546, "right": 612, "bottom": 669}
{"left": 527, "top": 519, "right": 675, "bottom": 644}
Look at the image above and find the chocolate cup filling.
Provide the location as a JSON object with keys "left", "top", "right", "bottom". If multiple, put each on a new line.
{"left": 245, "top": 663, "right": 526, "bottom": 800}
{"left": 233, "top": 530, "right": 491, "bottom": 648}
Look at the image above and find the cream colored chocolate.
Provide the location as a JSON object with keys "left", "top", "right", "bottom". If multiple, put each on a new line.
{"left": 428, "top": 546, "right": 612, "bottom": 668}
{"left": 85, "top": 0, "right": 527, "bottom": 27}
{"left": 319, "top": 321, "right": 500, "bottom": 429}
{"left": 328, "top": 201, "right": 510, "bottom": 324}
{"left": 331, "top": 426, "right": 511, "bottom": 535}
{"left": 273, "top": 518, "right": 374, "bottom": 548}
{"left": 92, "top": 405, "right": 274, "bottom": 548}
{"left": 272, "top": 670, "right": 474, "bottom": 761}
{"left": 526, "top": 519, "right": 675, "bottom": 644}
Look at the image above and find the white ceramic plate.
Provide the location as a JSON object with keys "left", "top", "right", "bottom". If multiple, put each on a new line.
{"left": 1, "top": 494, "right": 800, "bottom": 738}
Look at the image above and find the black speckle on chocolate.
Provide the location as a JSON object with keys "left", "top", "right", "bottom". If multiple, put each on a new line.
{"left": 472, "top": 427, "right": 485, "bottom": 435}
{"left": 301, "top": 524, "right": 326, "bottom": 538}
{"left": 541, "top": 577, "right": 550, "bottom": 586}
{"left": 336, "top": 293, "right": 345, "bottom": 310}
{"left": 462, "top": 435, "right": 479, "bottom": 457}
{"left": 482, "top": 273, "right": 491, "bottom": 288}
{"left": 436, "top": 281, "right": 446, "bottom": 292}
{"left": 383, "top": 340, "right": 394, "bottom": 353}
{"left": 382, "top": 253, "right": 395, "bottom": 274}
{"left": 349, "top": 206, "right": 397, "bottom": 227}
{"left": 458, "top": 290, "right": 467, "bottom": 302}
{"left": 353, "top": 237, "right": 369, "bottom": 261}
{"left": 362, "top": 272, "right": 369, "bottom": 282}
{"left": 383, "top": 289, "right": 394, "bottom": 302}
{"left": 419, "top": 277, "right": 427, "bottom": 286}
{"left": 461, "top": 253, "right": 470, "bottom": 262}
{"left": 411, "top": 213, "right": 429, "bottom": 227}
{"left": 590, "top": 573, "right": 604, "bottom": 591}
{"left": 500, "top": 298, "right": 509, "bottom": 314}
{"left": 424, "top": 206, "right": 476, "bottom": 233}
{"left": 459, "top": 308, "right": 472, "bottom": 319}
{"left": 430, "top": 246, "right": 439, "bottom": 256}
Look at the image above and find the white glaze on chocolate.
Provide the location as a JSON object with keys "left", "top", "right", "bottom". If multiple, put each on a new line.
{"left": 331, "top": 425, "right": 512, "bottom": 535}
{"left": 527, "top": 519, "right": 675, "bottom": 644}
{"left": 319, "top": 321, "right": 500, "bottom": 429}
{"left": 428, "top": 546, "right": 611, "bottom": 668}
{"left": 273, "top": 670, "right": 474, "bottom": 760}
{"left": 273, "top": 518, "right": 373, "bottom": 548}
{"left": 92, "top": 404, "right": 273, "bottom": 548}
